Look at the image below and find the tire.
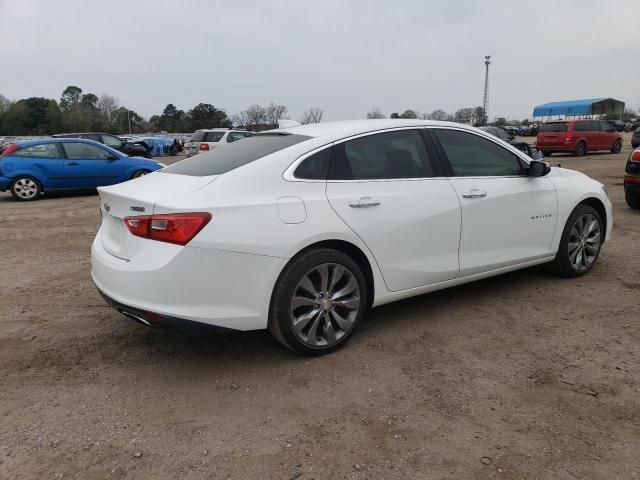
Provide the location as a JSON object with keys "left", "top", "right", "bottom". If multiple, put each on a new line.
{"left": 626, "top": 192, "right": 640, "bottom": 209}
{"left": 131, "top": 170, "right": 150, "bottom": 179}
{"left": 542, "top": 151, "right": 552, "bottom": 157}
{"left": 269, "top": 248, "right": 368, "bottom": 355}
{"left": 573, "top": 141, "right": 586, "bottom": 157}
{"left": 547, "top": 204, "right": 603, "bottom": 278}
{"left": 611, "top": 140, "right": 622, "bottom": 154}
{"left": 10, "top": 176, "right": 42, "bottom": 201}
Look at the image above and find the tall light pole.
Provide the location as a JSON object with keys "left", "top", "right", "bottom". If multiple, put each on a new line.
{"left": 482, "top": 55, "right": 491, "bottom": 125}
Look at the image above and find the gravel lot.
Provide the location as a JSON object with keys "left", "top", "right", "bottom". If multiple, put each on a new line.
{"left": 1, "top": 136, "right": 638, "bottom": 479}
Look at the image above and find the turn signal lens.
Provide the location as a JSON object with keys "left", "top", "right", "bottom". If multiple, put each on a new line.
{"left": 124, "top": 213, "right": 211, "bottom": 245}
{"left": 630, "top": 150, "right": 640, "bottom": 162}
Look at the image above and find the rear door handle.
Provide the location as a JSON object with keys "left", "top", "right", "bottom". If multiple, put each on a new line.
{"left": 349, "top": 197, "right": 381, "bottom": 208}
{"left": 462, "top": 189, "right": 487, "bottom": 199}
{"left": 68, "top": 161, "right": 80, "bottom": 166}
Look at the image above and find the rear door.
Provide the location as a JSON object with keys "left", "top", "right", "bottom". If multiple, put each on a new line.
{"left": 431, "top": 128, "right": 557, "bottom": 276}
{"left": 325, "top": 128, "right": 461, "bottom": 291}
{"left": 61, "top": 142, "right": 124, "bottom": 187}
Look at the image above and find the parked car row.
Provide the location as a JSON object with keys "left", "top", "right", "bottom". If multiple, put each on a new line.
{"left": 185, "top": 129, "right": 254, "bottom": 157}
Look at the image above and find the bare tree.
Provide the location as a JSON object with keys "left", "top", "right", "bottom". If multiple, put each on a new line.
{"left": 0, "top": 94, "right": 12, "bottom": 115}
{"left": 231, "top": 110, "right": 250, "bottom": 128}
{"left": 427, "top": 109, "right": 449, "bottom": 121}
{"left": 245, "top": 104, "right": 266, "bottom": 127}
{"left": 301, "top": 107, "right": 324, "bottom": 124}
{"left": 366, "top": 107, "right": 385, "bottom": 119}
{"left": 97, "top": 94, "right": 121, "bottom": 128}
{"left": 266, "top": 103, "right": 288, "bottom": 126}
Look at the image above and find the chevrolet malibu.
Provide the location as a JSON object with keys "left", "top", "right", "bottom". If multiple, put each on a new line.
{"left": 92, "top": 120, "right": 612, "bottom": 354}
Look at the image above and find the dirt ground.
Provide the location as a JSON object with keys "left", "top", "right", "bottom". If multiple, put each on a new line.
{"left": 0, "top": 136, "right": 638, "bottom": 480}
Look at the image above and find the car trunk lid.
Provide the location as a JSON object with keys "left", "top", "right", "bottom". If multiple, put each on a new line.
{"left": 97, "top": 172, "right": 216, "bottom": 260}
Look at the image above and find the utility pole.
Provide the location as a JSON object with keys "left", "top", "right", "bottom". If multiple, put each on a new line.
{"left": 482, "top": 55, "right": 491, "bottom": 125}
{"left": 127, "top": 109, "right": 132, "bottom": 134}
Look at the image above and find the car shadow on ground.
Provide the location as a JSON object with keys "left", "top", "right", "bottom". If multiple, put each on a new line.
{"left": 97, "top": 265, "right": 554, "bottom": 367}
{"left": 0, "top": 190, "right": 98, "bottom": 203}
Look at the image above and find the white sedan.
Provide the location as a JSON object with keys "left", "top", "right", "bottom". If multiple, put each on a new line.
{"left": 92, "top": 120, "right": 612, "bottom": 354}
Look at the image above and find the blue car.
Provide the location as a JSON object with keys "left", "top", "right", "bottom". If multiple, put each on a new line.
{"left": 0, "top": 138, "right": 164, "bottom": 201}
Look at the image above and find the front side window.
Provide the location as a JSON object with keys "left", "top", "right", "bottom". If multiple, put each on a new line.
{"left": 203, "top": 131, "right": 224, "bottom": 142}
{"left": 294, "top": 147, "right": 332, "bottom": 180}
{"left": 432, "top": 129, "right": 524, "bottom": 177}
{"left": 101, "top": 134, "right": 124, "bottom": 147}
{"left": 13, "top": 143, "right": 63, "bottom": 158}
{"left": 63, "top": 142, "right": 115, "bottom": 160}
{"left": 600, "top": 122, "right": 614, "bottom": 133}
{"left": 329, "top": 129, "right": 435, "bottom": 180}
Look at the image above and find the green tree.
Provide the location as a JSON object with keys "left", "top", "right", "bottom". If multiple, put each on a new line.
{"left": 187, "top": 103, "right": 231, "bottom": 130}
{"left": 60, "top": 86, "right": 83, "bottom": 111}
{"left": 399, "top": 109, "right": 417, "bottom": 119}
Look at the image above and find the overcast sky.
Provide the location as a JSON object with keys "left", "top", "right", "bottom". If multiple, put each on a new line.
{"left": 1, "top": 0, "right": 638, "bottom": 122}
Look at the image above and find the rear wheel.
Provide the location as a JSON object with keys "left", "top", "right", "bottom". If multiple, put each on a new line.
{"left": 269, "top": 248, "right": 367, "bottom": 355}
{"left": 10, "top": 176, "right": 41, "bottom": 201}
{"left": 131, "top": 170, "right": 150, "bottom": 179}
{"left": 573, "top": 141, "right": 586, "bottom": 157}
{"left": 547, "top": 205, "right": 603, "bottom": 277}
{"left": 611, "top": 139, "right": 622, "bottom": 153}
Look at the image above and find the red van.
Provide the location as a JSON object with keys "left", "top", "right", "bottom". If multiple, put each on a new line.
{"left": 536, "top": 119, "right": 623, "bottom": 156}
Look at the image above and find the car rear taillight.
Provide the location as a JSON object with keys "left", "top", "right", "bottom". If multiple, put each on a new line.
{"left": 124, "top": 213, "right": 211, "bottom": 246}
{"left": 0, "top": 144, "right": 20, "bottom": 157}
{"left": 199, "top": 143, "right": 209, "bottom": 151}
{"left": 630, "top": 150, "right": 640, "bottom": 162}
{"left": 565, "top": 132, "right": 572, "bottom": 142}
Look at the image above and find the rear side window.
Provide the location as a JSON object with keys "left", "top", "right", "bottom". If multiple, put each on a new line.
{"left": 204, "top": 132, "right": 224, "bottom": 142}
{"left": 101, "top": 134, "right": 123, "bottom": 147}
{"left": 329, "top": 129, "right": 435, "bottom": 180}
{"left": 227, "top": 131, "right": 252, "bottom": 143}
{"left": 13, "top": 143, "right": 63, "bottom": 158}
{"left": 432, "top": 129, "right": 524, "bottom": 177}
{"left": 294, "top": 147, "right": 332, "bottom": 180}
{"left": 163, "top": 134, "right": 311, "bottom": 176}
{"left": 540, "top": 123, "right": 568, "bottom": 133}
{"left": 189, "top": 131, "right": 205, "bottom": 142}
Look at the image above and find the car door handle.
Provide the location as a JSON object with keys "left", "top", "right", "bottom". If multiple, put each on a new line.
{"left": 462, "top": 189, "right": 487, "bottom": 198}
{"left": 68, "top": 161, "right": 80, "bottom": 166}
{"left": 349, "top": 197, "right": 381, "bottom": 208}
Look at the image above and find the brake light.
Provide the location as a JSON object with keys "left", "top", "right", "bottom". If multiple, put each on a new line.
{"left": 199, "top": 143, "right": 209, "bottom": 151}
{"left": 631, "top": 150, "right": 640, "bottom": 162}
{"left": 124, "top": 213, "right": 211, "bottom": 245}
{"left": 1, "top": 144, "right": 20, "bottom": 157}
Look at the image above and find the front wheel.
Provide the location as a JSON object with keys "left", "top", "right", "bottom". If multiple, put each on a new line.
{"left": 10, "top": 176, "right": 41, "bottom": 201}
{"left": 547, "top": 205, "right": 603, "bottom": 277}
{"left": 611, "top": 140, "right": 622, "bottom": 154}
{"left": 269, "top": 248, "right": 368, "bottom": 355}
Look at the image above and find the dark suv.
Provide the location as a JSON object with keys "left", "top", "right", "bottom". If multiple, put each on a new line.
{"left": 625, "top": 149, "right": 640, "bottom": 209}
{"left": 52, "top": 133, "right": 151, "bottom": 158}
{"left": 536, "top": 120, "right": 623, "bottom": 156}
{"left": 631, "top": 127, "right": 640, "bottom": 148}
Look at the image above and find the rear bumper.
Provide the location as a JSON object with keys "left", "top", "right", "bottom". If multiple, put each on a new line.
{"left": 91, "top": 230, "right": 288, "bottom": 331}
{"left": 624, "top": 176, "right": 640, "bottom": 196}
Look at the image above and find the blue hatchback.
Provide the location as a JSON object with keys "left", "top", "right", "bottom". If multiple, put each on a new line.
{"left": 0, "top": 138, "right": 164, "bottom": 201}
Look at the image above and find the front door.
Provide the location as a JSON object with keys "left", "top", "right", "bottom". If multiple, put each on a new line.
{"left": 430, "top": 128, "right": 557, "bottom": 277}
{"left": 325, "top": 129, "right": 461, "bottom": 292}
{"left": 61, "top": 142, "right": 123, "bottom": 188}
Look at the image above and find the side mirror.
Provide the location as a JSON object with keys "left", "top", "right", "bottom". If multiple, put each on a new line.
{"left": 529, "top": 159, "right": 551, "bottom": 177}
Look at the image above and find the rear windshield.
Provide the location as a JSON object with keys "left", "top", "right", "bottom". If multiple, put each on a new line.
{"left": 163, "top": 134, "right": 311, "bottom": 176}
{"left": 540, "top": 123, "right": 568, "bottom": 133}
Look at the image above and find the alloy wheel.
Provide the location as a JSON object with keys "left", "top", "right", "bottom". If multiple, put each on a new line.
{"left": 568, "top": 213, "right": 601, "bottom": 272}
{"left": 13, "top": 178, "right": 39, "bottom": 199}
{"left": 289, "top": 263, "right": 361, "bottom": 348}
